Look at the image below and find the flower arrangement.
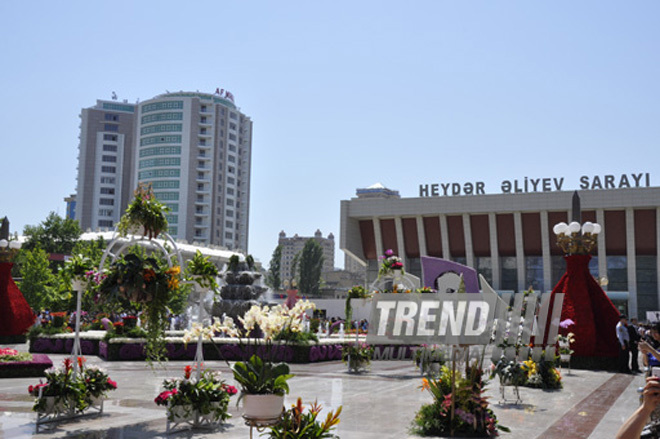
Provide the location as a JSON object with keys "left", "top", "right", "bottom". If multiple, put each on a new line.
{"left": 490, "top": 355, "right": 529, "bottom": 387}
{"left": 28, "top": 357, "right": 117, "bottom": 414}
{"left": 99, "top": 249, "right": 181, "bottom": 362}
{"left": 342, "top": 342, "right": 374, "bottom": 372}
{"left": 155, "top": 365, "right": 235, "bottom": 423}
{"left": 523, "top": 356, "right": 562, "bottom": 389}
{"left": 417, "top": 287, "right": 436, "bottom": 294}
{"left": 0, "top": 347, "right": 33, "bottom": 363}
{"left": 185, "top": 250, "right": 219, "bottom": 289}
{"left": 60, "top": 254, "right": 95, "bottom": 288}
{"left": 412, "top": 363, "right": 509, "bottom": 437}
{"left": 557, "top": 332, "right": 576, "bottom": 355}
{"left": 378, "top": 249, "right": 404, "bottom": 277}
{"left": 183, "top": 301, "right": 316, "bottom": 401}
{"left": 264, "top": 397, "right": 342, "bottom": 439}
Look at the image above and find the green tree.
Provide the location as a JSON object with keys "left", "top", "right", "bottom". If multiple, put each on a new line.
{"left": 17, "top": 248, "right": 65, "bottom": 311}
{"left": 23, "top": 212, "right": 82, "bottom": 255}
{"left": 266, "top": 245, "right": 282, "bottom": 290}
{"left": 297, "top": 240, "right": 324, "bottom": 297}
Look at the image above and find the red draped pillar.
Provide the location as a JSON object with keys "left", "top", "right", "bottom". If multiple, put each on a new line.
{"left": 0, "top": 262, "right": 35, "bottom": 336}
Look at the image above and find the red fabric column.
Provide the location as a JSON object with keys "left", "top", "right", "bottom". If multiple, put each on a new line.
{"left": 0, "top": 262, "right": 35, "bottom": 336}
{"left": 548, "top": 255, "right": 619, "bottom": 357}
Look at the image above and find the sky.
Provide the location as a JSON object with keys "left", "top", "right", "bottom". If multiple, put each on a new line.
{"left": 1, "top": 1, "right": 659, "bottom": 269}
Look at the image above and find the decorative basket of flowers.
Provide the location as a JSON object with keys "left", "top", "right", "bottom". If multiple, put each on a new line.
{"left": 263, "top": 397, "right": 342, "bottom": 439}
{"left": 155, "top": 365, "right": 236, "bottom": 430}
{"left": 116, "top": 183, "right": 169, "bottom": 239}
{"left": 342, "top": 342, "right": 374, "bottom": 373}
{"left": 557, "top": 332, "right": 576, "bottom": 361}
{"left": 60, "top": 254, "right": 95, "bottom": 291}
{"left": 490, "top": 355, "right": 528, "bottom": 404}
{"left": 414, "top": 344, "right": 445, "bottom": 376}
{"left": 98, "top": 250, "right": 180, "bottom": 362}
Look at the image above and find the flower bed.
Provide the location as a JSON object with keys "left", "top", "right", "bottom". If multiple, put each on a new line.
{"left": 29, "top": 332, "right": 103, "bottom": 355}
{"left": 0, "top": 353, "right": 53, "bottom": 378}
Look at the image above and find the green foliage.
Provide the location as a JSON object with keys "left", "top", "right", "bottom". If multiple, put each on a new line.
{"left": 345, "top": 285, "right": 370, "bottom": 324}
{"left": 103, "top": 326, "right": 148, "bottom": 341}
{"left": 22, "top": 212, "right": 82, "bottom": 255}
{"left": 266, "top": 245, "right": 282, "bottom": 290}
{"left": 298, "top": 240, "right": 324, "bottom": 297}
{"left": 185, "top": 250, "right": 219, "bottom": 289}
{"left": 342, "top": 342, "right": 373, "bottom": 372}
{"left": 0, "top": 351, "right": 33, "bottom": 363}
{"left": 265, "top": 397, "right": 342, "bottom": 439}
{"left": 18, "top": 247, "right": 64, "bottom": 311}
{"left": 227, "top": 255, "right": 241, "bottom": 272}
{"left": 116, "top": 183, "right": 169, "bottom": 239}
{"left": 231, "top": 354, "right": 293, "bottom": 398}
{"left": 273, "top": 327, "right": 318, "bottom": 344}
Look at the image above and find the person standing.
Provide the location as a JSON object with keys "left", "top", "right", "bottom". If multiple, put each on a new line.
{"left": 629, "top": 317, "right": 642, "bottom": 373}
{"left": 618, "top": 314, "right": 632, "bottom": 374}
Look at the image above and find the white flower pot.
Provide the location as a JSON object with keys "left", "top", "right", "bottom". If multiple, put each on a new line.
{"left": 242, "top": 394, "right": 283, "bottom": 420}
{"left": 201, "top": 400, "right": 225, "bottom": 422}
{"left": 560, "top": 354, "right": 571, "bottom": 362}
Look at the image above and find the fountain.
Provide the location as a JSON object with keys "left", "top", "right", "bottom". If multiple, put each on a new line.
{"left": 212, "top": 255, "right": 267, "bottom": 321}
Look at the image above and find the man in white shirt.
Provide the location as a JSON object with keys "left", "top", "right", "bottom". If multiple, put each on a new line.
{"left": 617, "top": 314, "right": 631, "bottom": 374}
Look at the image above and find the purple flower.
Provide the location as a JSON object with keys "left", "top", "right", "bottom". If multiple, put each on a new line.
{"left": 559, "top": 319, "right": 575, "bottom": 329}
{"left": 385, "top": 249, "right": 394, "bottom": 256}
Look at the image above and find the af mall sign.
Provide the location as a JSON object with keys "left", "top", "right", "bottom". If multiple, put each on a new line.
{"left": 366, "top": 291, "right": 565, "bottom": 362}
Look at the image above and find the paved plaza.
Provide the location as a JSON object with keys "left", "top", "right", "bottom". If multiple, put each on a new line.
{"left": 0, "top": 344, "right": 644, "bottom": 439}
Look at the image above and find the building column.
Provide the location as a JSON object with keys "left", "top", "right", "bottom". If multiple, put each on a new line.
{"left": 463, "top": 214, "right": 474, "bottom": 268}
{"left": 489, "top": 213, "right": 500, "bottom": 290}
{"left": 373, "top": 218, "right": 383, "bottom": 260}
{"left": 394, "top": 216, "right": 406, "bottom": 265}
{"left": 597, "top": 209, "right": 607, "bottom": 284}
{"left": 440, "top": 214, "right": 450, "bottom": 259}
{"left": 514, "top": 212, "right": 525, "bottom": 293}
{"left": 541, "top": 211, "right": 552, "bottom": 293}
{"left": 626, "top": 208, "right": 638, "bottom": 318}
{"left": 416, "top": 216, "right": 427, "bottom": 257}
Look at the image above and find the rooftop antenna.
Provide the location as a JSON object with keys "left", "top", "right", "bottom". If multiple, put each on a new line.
{"left": 111, "top": 91, "right": 117, "bottom": 100}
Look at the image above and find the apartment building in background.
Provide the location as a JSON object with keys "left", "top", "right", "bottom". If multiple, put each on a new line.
{"left": 74, "top": 90, "right": 253, "bottom": 251}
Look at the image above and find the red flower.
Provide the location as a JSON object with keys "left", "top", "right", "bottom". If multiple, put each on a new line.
{"left": 63, "top": 358, "right": 73, "bottom": 373}
{"left": 223, "top": 385, "right": 238, "bottom": 395}
{"left": 107, "top": 378, "right": 117, "bottom": 389}
{"left": 184, "top": 365, "right": 192, "bottom": 380}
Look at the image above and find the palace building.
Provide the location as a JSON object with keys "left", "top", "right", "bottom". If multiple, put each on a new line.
{"left": 339, "top": 178, "right": 660, "bottom": 319}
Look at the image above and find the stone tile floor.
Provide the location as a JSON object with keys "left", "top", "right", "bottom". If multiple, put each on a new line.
{"left": 0, "top": 346, "right": 645, "bottom": 438}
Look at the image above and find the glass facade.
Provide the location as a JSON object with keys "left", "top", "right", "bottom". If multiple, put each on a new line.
{"left": 607, "top": 256, "right": 628, "bottom": 291}
{"left": 142, "top": 100, "right": 183, "bottom": 113}
{"left": 476, "top": 257, "right": 493, "bottom": 286}
{"left": 524, "top": 256, "right": 544, "bottom": 292}
{"left": 141, "top": 112, "right": 183, "bottom": 124}
{"left": 500, "top": 256, "right": 518, "bottom": 292}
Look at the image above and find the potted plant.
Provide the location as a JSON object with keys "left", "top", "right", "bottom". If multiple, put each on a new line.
{"left": 264, "top": 397, "right": 342, "bottom": 439}
{"left": 185, "top": 250, "right": 218, "bottom": 290}
{"left": 344, "top": 285, "right": 371, "bottom": 330}
{"left": 155, "top": 365, "right": 236, "bottom": 426}
{"left": 342, "top": 342, "right": 373, "bottom": 373}
{"left": 116, "top": 183, "right": 169, "bottom": 239}
{"left": 232, "top": 354, "right": 293, "bottom": 420}
{"left": 490, "top": 355, "right": 528, "bottom": 403}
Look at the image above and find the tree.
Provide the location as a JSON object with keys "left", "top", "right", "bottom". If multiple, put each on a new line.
{"left": 297, "top": 239, "right": 324, "bottom": 297}
{"left": 266, "top": 245, "right": 282, "bottom": 290}
{"left": 17, "top": 248, "right": 65, "bottom": 311}
{"left": 23, "top": 212, "right": 82, "bottom": 255}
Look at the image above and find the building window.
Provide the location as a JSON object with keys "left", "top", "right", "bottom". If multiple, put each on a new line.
{"left": 229, "top": 123, "right": 237, "bottom": 130}
{"left": 99, "top": 198, "right": 114, "bottom": 206}
{"left": 230, "top": 112, "right": 237, "bottom": 120}
{"left": 226, "top": 221, "right": 234, "bottom": 228}
{"left": 229, "top": 144, "right": 236, "bottom": 152}
{"left": 101, "top": 166, "right": 116, "bottom": 173}
{"left": 228, "top": 155, "right": 236, "bottom": 163}
{"left": 100, "top": 187, "right": 115, "bottom": 195}
{"left": 500, "top": 256, "right": 518, "bottom": 292}
{"left": 103, "top": 134, "right": 118, "bottom": 141}
{"left": 228, "top": 166, "right": 235, "bottom": 174}
{"left": 229, "top": 133, "right": 237, "bottom": 141}
{"left": 227, "top": 177, "right": 235, "bottom": 184}
{"left": 104, "top": 114, "right": 119, "bottom": 121}
{"left": 100, "top": 176, "right": 115, "bottom": 184}
{"left": 227, "top": 199, "right": 234, "bottom": 206}
{"left": 104, "top": 123, "right": 119, "bottom": 132}
{"left": 103, "top": 144, "right": 117, "bottom": 152}
{"left": 98, "top": 220, "right": 114, "bottom": 227}
{"left": 98, "top": 208, "right": 113, "bottom": 216}
{"left": 225, "top": 232, "right": 233, "bottom": 239}
{"left": 607, "top": 256, "right": 628, "bottom": 292}
{"left": 227, "top": 188, "right": 234, "bottom": 195}
{"left": 102, "top": 155, "right": 117, "bottom": 163}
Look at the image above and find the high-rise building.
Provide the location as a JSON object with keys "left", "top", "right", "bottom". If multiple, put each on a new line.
{"left": 74, "top": 90, "right": 253, "bottom": 251}
{"left": 278, "top": 230, "right": 335, "bottom": 282}
{"left": 75, "top": 100, "right": 137, "bottom": 231}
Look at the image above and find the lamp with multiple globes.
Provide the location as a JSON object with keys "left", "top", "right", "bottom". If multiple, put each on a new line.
{"left": 552, "top": 221, "right": 601, "bottom": 255}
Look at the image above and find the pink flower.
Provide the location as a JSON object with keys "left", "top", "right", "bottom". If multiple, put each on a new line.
{"left": 560, "top": 319, "right": 575, "bottom": 329}
{"left": 107, "top": 378, "right": 117, "bottom": 389}
{"left": 385, "top": 249, "right": 394, "bottom": 256}
{"left": 224, "top": 385, "right": 238, "bottom": 395}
